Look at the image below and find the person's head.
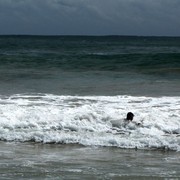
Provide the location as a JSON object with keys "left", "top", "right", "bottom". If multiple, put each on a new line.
{"left": 126, "top": 112, "right": 134, "bottom": 121}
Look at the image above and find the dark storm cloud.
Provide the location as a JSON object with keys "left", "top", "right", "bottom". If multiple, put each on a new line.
{"left": 0, "top": 0, "right": 180, "bottom": 36}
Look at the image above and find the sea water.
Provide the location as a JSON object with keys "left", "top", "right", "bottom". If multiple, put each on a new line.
{"left": 0, "top": 35, "right": 180, "bottom": 179}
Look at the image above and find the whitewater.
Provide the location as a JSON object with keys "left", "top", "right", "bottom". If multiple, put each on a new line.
{"left": 0, "top": 94, "right": 179, "bottom": 151}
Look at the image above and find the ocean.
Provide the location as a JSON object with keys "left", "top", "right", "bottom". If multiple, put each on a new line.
{"left": 0, "top": 35, "right": 180, "bottom": 179}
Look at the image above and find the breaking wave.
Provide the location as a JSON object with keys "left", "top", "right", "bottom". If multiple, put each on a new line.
{"left": 0, "top": 94, "right": 180, "bottom": 151}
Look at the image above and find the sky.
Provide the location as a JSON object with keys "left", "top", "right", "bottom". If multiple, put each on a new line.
{"left": 0, "top": 0, "right": 180, "bottom": 36}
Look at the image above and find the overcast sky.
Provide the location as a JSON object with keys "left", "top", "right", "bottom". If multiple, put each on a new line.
{"left": 0, "top": 0, "right": 180, "bottom": 36}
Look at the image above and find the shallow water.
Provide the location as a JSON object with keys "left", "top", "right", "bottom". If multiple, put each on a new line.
{"left": 0, "top": 142, "right": 180, "bottom": 179}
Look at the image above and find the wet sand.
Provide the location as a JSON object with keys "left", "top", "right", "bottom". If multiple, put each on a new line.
{"left": 0, "top": 141, "right": 180, "bottom": 179}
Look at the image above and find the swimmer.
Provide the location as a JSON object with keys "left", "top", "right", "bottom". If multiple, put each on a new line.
{"left": 111, "top": 112, "right": 135, "bottom": 129}
{"left": 126, "top": 112, "right": 142, "bottom": 126}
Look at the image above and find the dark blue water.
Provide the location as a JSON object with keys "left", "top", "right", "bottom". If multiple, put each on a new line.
{"left": 0, "top": 35, "right": 180, "bottom": 96}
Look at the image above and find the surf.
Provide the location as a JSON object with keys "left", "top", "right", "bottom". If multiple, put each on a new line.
{"left": 0, "top": 94, "right": 179, "bottom": 151}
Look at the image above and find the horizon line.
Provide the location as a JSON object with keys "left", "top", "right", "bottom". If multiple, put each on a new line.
{"left": 0, "top": 34, "right": 180, "bottom": 38}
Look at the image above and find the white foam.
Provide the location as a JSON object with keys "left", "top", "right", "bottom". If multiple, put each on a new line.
{"left": 0, "top": 94, "right": 180, "bottom": 151}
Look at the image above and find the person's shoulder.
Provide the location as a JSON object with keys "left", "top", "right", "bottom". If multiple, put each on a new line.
{"left": 110, "top": 119, "right": 124, "bottom": 128}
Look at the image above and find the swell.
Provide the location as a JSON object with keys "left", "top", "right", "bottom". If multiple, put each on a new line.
{"left": 0, "top": 52, "right": 180, "bottom": 73}
{"left": 1, "top": 35, "right": 180, "bottom": 75}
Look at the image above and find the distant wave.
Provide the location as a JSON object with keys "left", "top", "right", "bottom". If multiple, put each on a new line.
{"left": 1, "top": 51, "right": 180, "bottom": 75}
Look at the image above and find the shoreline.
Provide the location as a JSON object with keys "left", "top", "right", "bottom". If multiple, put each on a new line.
{"left": 0, "top": 141, "right": 180, "bottom": 179}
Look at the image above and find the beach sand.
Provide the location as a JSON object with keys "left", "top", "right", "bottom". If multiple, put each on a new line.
{"left": 0, "top": 141, "right": 179, "bottom": 179}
